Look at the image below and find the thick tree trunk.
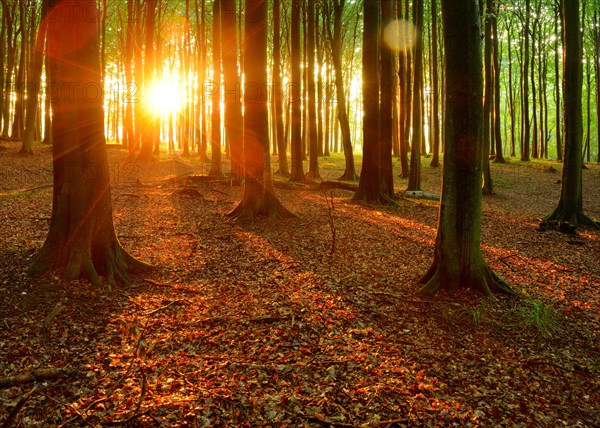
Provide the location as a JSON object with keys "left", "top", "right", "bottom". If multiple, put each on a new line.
{"left": 28, "top": 0, "right": 150, "bottom": 289}
{"left": 541, "top": 0, "right": 599, "bottom": 230}
{"left": 228, "top": 0, "right": 293, "bottom": 220}
{"left": 420, "top": 0, "right": 513, "bottom": 297}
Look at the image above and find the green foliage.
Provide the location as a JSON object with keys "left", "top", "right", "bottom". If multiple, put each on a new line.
{"left": 514, "top": 299, "right": 559, "bottom": 338}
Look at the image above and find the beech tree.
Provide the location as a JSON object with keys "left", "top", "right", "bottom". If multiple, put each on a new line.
{"left": 419, "top": 0, "right": 513, "bottom": 297}
{"left": 28, "top": 0, "right": 149, "bottom": 288}
{"left": 541, "top": 0, "right": 599, "bottom": 231}
{"left": 354, "top": 0, "right": 394, "bottom": 204}
{"left": 228, "top": 0, "right": 293, "bottom": 220}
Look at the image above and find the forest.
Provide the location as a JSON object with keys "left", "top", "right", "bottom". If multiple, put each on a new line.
{"left": 0, "top": 0, "right": 599, "bottom": 426}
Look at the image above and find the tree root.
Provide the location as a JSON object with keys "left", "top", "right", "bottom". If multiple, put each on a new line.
{"left": 0, "top": 369, "right": 79, "bottom": 389}
{"left": 419, "top": 259, "right": 516, "bottom": 299}
{"left": 540, "top": 206, "right": 600, "bottom": 232}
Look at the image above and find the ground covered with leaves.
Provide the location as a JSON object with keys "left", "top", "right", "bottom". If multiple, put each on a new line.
{"left": 1, "top": 142, "right": 599, "bottom": 427}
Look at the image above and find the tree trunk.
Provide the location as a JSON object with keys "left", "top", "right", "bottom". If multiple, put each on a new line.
{"left": 420, "top": 0, "right": 513, "bottom": 297}
{"left": 492, "top": 7, "right": 505, "bottom": 163}
{"left": 21, "top": 2, "right": 46, "bottom": 155}
{"left": 305, "top": 0, "right": 320, "bottom": 182}
{"left": 429, "top": 0, "right": 440, "bottom": 168}
{"left": 482, "top": 0, "right": 494, "bottom": 194}
{"left": 328, "top": 0, "right": 357, "bottom": 181}
{"left": 554, "top": 3, "right": 563, "bottom": 161}
{"left": 541, "top": 0, "right": 599, "bottom": 230}
{"left": 28, "top": 0, "right": 150, "bottom": 289}
{"left": 289, "top": 0, "right": 306, "bottom": 183}
{"left": 272, "top": 0, "right": 289, "bottom": 177}
{"left": 137, "top": 0, "right": 157, "bottom": 161}
{"left": 228, "top": 0, "right": 294, "bottom": 220}
{"left": 407, "top": 0, "right": 423, "bottom": 191}
{"left": 354, "top": 0, "right": 381, "bottom": 202}
{"left": 209, "top": 0, "right": 222, "bottom": 176}
{"left": 221, "top": 0, "right": 242, "bottom": 179}
{"left": 521, "top": 0, "right": 531, "bottom": 161}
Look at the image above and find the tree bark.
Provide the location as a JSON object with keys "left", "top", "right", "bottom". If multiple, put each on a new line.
{"left": 419, "top": 0, "right": 513, "bottom": 297}
{"left": 305, "top": 0, "right": 321, "bottom": 182}
{"left": 28, "top": 0, "right": 150, "bottom": 289}
{"left": 20, "top": 2, "right": 46, "bottom": 155}
{"left": 407, "top": 0, "right": 423, "bottom": 191}
{"left": 541, "top": 0, "right": 599, "bottom": 230}
{"left": 209, "top": 0, "right": 222, "bottom": 176}
{"left": 221, "top": 0, "right": 242, "bottom": 179}
{"left": 289, "top": 0, "right": 306, "bottom": 183}
{"left": 228, "top": 0, "right": 294, "bottom": 220}
{"left": 272, "top": 0, "right": 289, "bottom": 177}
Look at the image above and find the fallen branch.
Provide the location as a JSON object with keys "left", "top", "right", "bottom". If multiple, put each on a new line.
{"left": 403, "top": 190, "right": 440, "bottom": 201}
{"left": 0, "top": 368, "right": 79, "bottom": 389}
{"left": 44, "top": 300, "right": 67, "bottom": 330}
{"left": 0, "top": 184, "right": 52, "bottom": 197}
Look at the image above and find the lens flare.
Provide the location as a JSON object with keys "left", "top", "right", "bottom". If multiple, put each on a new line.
{"left": 383, "top": 20, "right": 417, "bottom": 51}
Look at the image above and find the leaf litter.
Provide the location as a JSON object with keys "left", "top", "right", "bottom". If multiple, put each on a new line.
{"left": 0, "top": 142, "right": 599, "bottom": 426}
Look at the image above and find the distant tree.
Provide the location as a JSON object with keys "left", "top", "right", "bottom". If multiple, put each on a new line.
{"left": 289, "top": 0, "right": 306, "bottom": 183}
{"left": 323, "top": 0, "right": 357, "bottom": 181}
{"left": 482, "top": 0, "right": 494, "bottom": 194}
{"left": 228, "top": 0, "right": 294, "bottom": 220}
{"left": 20, "top": 1, "right": 46, "bottom": 155}
{"left": 29, "top": 0, "right": 150, "bottom": 288}
{"left": 209, "top": 0, "right": 222, "bottom": 176}
{"left": 407, "top": 0, "right": 423, "bottom": 191}
{"left": 541, "top": 0, "right": 599, "bottom": 230}
{"left": 429, "top": 0, "right": 440, "bottom": 168}
{"left": 420, "top": 0, "right": 514, "bottom": 297}
{"left": 305, "top": 0, "right": 321, "bottom": 182}
{"left": 272, "top": 0, "right": 289, "bottom": 177}
{"left": 221, "top": 0, "right": 243, "bottom": 179}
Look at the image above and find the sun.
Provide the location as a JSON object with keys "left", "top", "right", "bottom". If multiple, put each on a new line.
{"left": 144, "top": 78, "right": 183, "bottom": 115}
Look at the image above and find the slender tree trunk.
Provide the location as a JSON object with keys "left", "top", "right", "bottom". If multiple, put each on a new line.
{"left": 492, "top": 8, "right": 505, "bottom": 163}
{"left": 272, "top": 0, "right": 289, "bottom": 177}
{"left": 521, "top": 0, "right": 531, "bottom": 161}
{"left": 429, "top": 0, "right": 440, "bottom": 168}
{"left": 10, "top": 0, "right": 27, "bottom": 140}
{"left": 209, "top": 0, "right": 222, "bottom": 176}
{"left": 407, "top": 0, "right": 423, "bottom": 191}
{"left": 542, "top": 0, "right": 599, "bottom": 230}
{"left": 306, "top": 0, "right": 320, "bottom": 182}
{"left": 21, "top": 3, "right": 46, "bottom": 155}
{"left": 482, "top": 0, "right": 494, "bottom": 194}
{"left": 327, "top": 0, "right": 357, "bottom": 181}
{"left": 289, "top": 0, "right": 306, "bottom": 182}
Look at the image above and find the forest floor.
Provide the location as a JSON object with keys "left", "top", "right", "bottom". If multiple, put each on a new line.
{"left": 0, "top": 141, "right": 599, "bottom": 427}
